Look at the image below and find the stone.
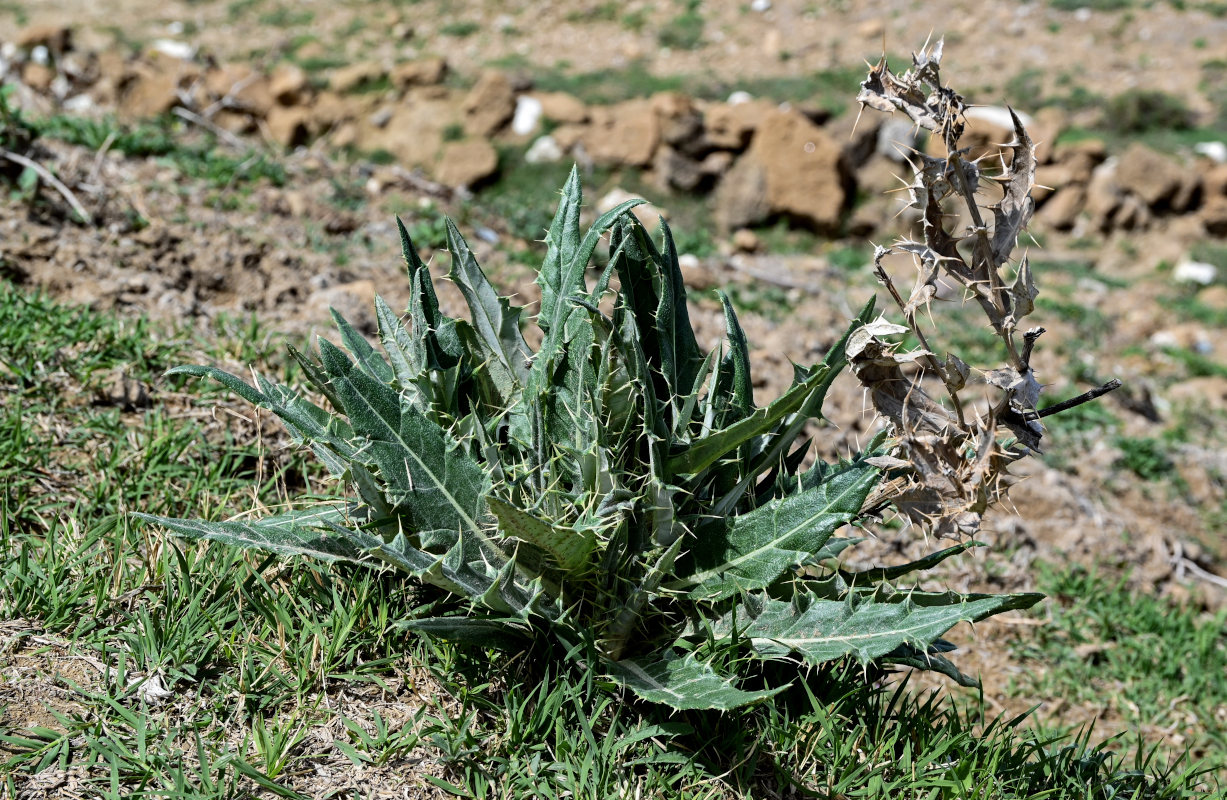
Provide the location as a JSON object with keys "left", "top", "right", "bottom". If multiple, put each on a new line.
{"left": 269, "top": 62, "right": 308, "bottom": 105}
{"left": 654, "top": 145, "right": 706, "bottom": 192}
{"left": 582, "top": 99, "right": 660, "bottom": 167}
{"left": 1173, "top": 260, "right": 1217, "bottom": 286}
{"left": 742, "top": 107, "right": 849, "bottom": 231}
{"left": 15, "top": 24, "right": 72, "bottom": 54}
{"left": 731, "top": 228, "right": 761, "bottom": 253}
{"left": 118, "top": 65, "right": 179, "bottom": 118}
{"left": 1085, "top": 160, "right": 1122, "bottom": 232}
{"left": 531, "top": 91, "right": 588, "bottom": 124}
{"left": 1197, "top": 285, "right": 1227, "bottom": 312}
{"left": 330, "top": 61, "right": 385, "bottom": 94}
{"left": 391, "top": 57, "right": 447, "bottom": 89}
{"left": 308, "top": 90, "right": 356, "bottom": 129}
{"left": 1033, "top": 163, "right": 1076, "bottom": 205}
{"left": 703, "top": 98, "right": 775, "bottom": 150}
{"left": 360, "top": 87, "right": 463, "bottom": 169}
{"left": 434, "top": 138, "right": 499, "bottom": 188}
{"left": 462, "top": 70, "right": 515, "bottom": 137}
{"left": 265, "top": 105, "right": 311, "bottom": 148}
{"left": 1114, "top": 142, "right": 1187, "bottom": 210}
{"left": 21, "top": 62, "right": 54, "bottom": 92}
{"left": 652, "top": 91, "right": 704, "bottom": 154}
{"left": 1201, "top": 195, "right": 1227, "bottom": 236}
{"left": 525, "top": 134, "right": 564, "bottom": 164}
{"left": 1203, "top": 163, "right": 1227, "bottom": 198}
{"left": 714, "top": 155, "right": 771, "bottom": 230}
{"left": 205, "top": 64, "right": 274, "bottom": 116}
{"left": 1031, "top": 106, "right": 1066, "bottom": 164}
{"left": 511, "top": 94, "right": 542, "bottom": 136}
{"left": 1053, "top": 138, "right": 1107, "bottom": 184}
{"left": 598, "top": 188, "right": 665, "bottom": 230}
{"left": 1036, "top": 185, "right": 1086, "bottom": 231}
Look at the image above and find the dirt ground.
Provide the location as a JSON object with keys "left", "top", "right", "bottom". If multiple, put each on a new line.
{"left": 3, "top": 0, "right": 1227, "bottom": 788}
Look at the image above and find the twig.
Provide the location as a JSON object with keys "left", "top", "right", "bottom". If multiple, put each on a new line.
{"left": 1035, "top": 379, "right": 1122, "bottom": 419}
{"left": 0, "top": 147, "right": 93, "bottom": 225}
{"left": 173, "top": 106, "right": 248, "bottom": 149}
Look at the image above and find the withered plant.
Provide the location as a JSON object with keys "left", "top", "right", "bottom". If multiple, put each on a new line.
{"left": 854, "top": 39, "right": 1120, "bottom": 537}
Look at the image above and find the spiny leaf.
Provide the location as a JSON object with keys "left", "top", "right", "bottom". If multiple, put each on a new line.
{"left": 605, "top": 650, "right": 785, "bottom": 711}
{"left": 135, "top": 506, "right": 367, "bottom": 563}
{"left": 445, "top": 217, "right": 530, "bottom": 396}
{"left": 672, "top": 457, "right": 880, "bottom": 600}
{"left": 487, "top": 495, "right": 596, "bottom": 574}
{"left": 713, "top": 589, "right": 1043, "bottom": 664}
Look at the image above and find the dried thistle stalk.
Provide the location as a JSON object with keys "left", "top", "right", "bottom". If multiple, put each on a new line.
{"left": 853, "top": 40, "right": 1120, "bottom": 537}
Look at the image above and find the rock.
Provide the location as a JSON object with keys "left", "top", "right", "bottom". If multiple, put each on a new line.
{"left": 308, "top": 90, "right": 356, "bottom": 129}
{"left": 150, "top": 39, "right": 195, "bottom": 62}
{"left": 15, "top": 24, "right": 72, "bottom": 54}
{"left": 1031, "top": 107, "right": 1066, "bottom": 164}
{"left": 330, "top": 61, "right": 385, "bottom": 94}
{"left": 118, "top": 65, "right": 179, "bottom": 118}
{"left": 653, "top": 92, "right": 705, "bottom": 155}
{"left": 525, "top": 134, "right": 564, "bottom": 164}
{"left": 269, "top": 62, "right": 307, "bottom": 105}
{"left": 1114, "top": 143, "right": 1187, "bottom": 210}
{"left": 511, "top": 94, "right": 542, "bottom": 136}
{"left": 825, "top": 111, "right": 881, "bottom": 169}
{"left": 1036, "top": 185, "right": 1086, "bottom": 231}
{"left": 389, "top": 57, "right": 445, "bottom": 90}
{"left": 1033, "top": 164, "right": 1075, "bottom": 205}
{"left": 356, "top": 86, "right": 463, "bottom": 168}
{"left": 550, "top": 123, "right": 587, "bottom": 152}
{"left": 265, "top": 105, "right": 311, "bottom": 148}
{"left": 531, "top": 91, "right": 588, "bottom": 124}
{"left": 654, "top": 145, "right": 706, "bottom": 192}
{"left": 213, "top": 109, "right": 253, "bottom": 134}
{"left": 462, "top": 70, "right": 515, "bottom": 137}
{"left": 434, "top": 138, "right": 499, "bottom": 188}
{"left": 1174, "top": 260, "right": 1217, "bottom": 286}
{"left": 598, "top": 188, "right": 664, "bottom": 230}
{"left": 1054, "top": 138, "right": 1107, "bottom": 184}
{"left": 1197, "top": 285, "right": 1227, "bottom": 312}
{"left": 205, "top": 64, "right": 274, "bottom": 116}
{"left": 1204, "top": 163, "right": 1227, "bottom": 198}
{"left": 699, "top": 150, "right": 733, "bottom": 177}
{"left": 1085, "top": 159, "right": 1123, "bottom": 232}
{"left": 1194, "top": 141, "right": 1227, "bottom": 164}
{"left": 582, "top": 99, "right": 660, "bottom": 167}
{"left": 20, "top": 61, "right": 55, "bottom": 92}
{"left": 731, "top": 228, "right": 761, "bottom": 253}
{"left": 714, "top": 155, "right": 771, "bottom": 230}
{"left": 1202, "top": 195, "right": 1227, "bottom": 236}
{"left": 740, "top": 107, "right": 849, "bottom": 231}
{"left": 703, "top": 98, "right": 775, "bottom": 150}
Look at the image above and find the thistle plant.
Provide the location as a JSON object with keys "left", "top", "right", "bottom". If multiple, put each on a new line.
{"left": 137, "top": 46, "right": 1058, "bottom": 710}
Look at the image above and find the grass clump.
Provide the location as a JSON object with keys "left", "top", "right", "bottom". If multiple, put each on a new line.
{"left": 1101, "top": 88, "right": 1194, "bottom": 134}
